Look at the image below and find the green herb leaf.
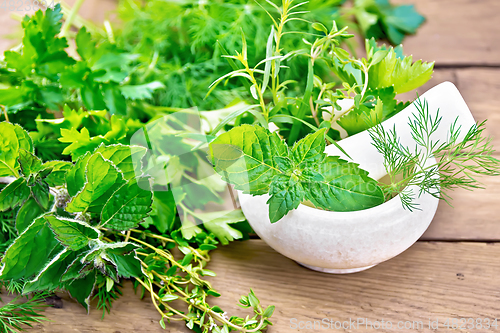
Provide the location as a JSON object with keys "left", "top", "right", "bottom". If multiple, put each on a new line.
{"left": 209, "top": 124, "right": 286, "bottom": 195}
{"left": 199, "top": 210, "right": 246, "bottom": 245}
{"left": 16, "top": 197, "right": 45, "bottom": 233}
{"left": 101, "top": 177, "right": 153, "bottom": 230}
{"left": 0, "top": 178, "right": 30, "bottom": 212}
{"left": 0, "top": 122, "right": 33, "bottom": 177}
{"left": 368, "top": 46, "right": 434, "bottom": 94}
{"left": 66, "top": 153, "right": 125, "bottom": 214}
{"left": 44, "top": 215, "right": 99, "bottom": 251}
{"left": 0, "top": 215, "right": 61, "bottom": 281}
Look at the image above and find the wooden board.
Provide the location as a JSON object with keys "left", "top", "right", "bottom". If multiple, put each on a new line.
{"left": 8, "top": 240, "right": 499, "bottom": 332}
{"left": 393, "top": 0, "right": 500, "bottom": 66}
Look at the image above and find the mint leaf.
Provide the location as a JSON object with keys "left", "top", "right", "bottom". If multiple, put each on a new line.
{"left": 306, "top": 156, "right": 385, "bottom": 211}
{"left": 24, "top": 248, "right": 81, "bottom": 293}
{"left": 209, "top": 125, "right": 286, "bottom": 195}
{"left": 18, "top": 149, "right": 42, "bottom": 177}
{"left": 0, "top": 215, "right": 62, "bottom": 280}
{"left": 94, "top": 144, "right": 147, "bottom": 180}
{"left": 42, "top": 160, "right": 73, "bottom": 186}
{"left": 16, "top": 197, "right": 45, "bottom": 233}
{"left": 31, "top": 180, "right": 50, "bottom": 210}
{"left": 66, "top": 271, "right": 96, "bottom": 311}
{"left": 0, "top": 178, "right": 30, "bottom": 211}
{"left": 66, "top": 152, "right": 91, "bottom": 197}
{"left": 107, "top": 252, "right": 143, "bottom": 279}
{"left": 0, "top": 122, "right": 33, "bottom": 177}
{"left": 66, "top": 153, "right": 125, "bottom": 214}
{"left": 44, "top": 215, "right": 99, "bottom": 251}
{"left": 290, "top": 129, "right": 326, "bottom": 165}
{"left": 101, "top": 177, "right": 153, "bottom": 230}
{"left": 210, "top": 125, "right": 385, "bottom": 222}
{"left": 267, "top": 175, "right": 305, "bottom": 223}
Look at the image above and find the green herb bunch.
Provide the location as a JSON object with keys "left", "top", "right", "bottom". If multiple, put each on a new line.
{"left": 209, "top": 125, "right": 384, "bottom": 222}
{"left": 0, "top": 4, "right": 164, "bottom": 131}
{"left": 106, "top": 0, "right": 424, "bottom": 111}
{"left": 205, "top": 0, "right": 433, "bottom": 146}
{"left": 0, "top": 121, "right": 273, "bottom": 332}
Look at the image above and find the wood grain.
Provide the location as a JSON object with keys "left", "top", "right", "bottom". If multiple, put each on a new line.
{"left": 9, "top": 240, "right": 499, "bottom": 332}
{"left": 392, "top": 0, "right": 500, "bottom": 66}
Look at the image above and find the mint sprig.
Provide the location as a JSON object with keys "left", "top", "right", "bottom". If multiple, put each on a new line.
{"left": 210, "top": 125, "right": 385, "bottom": 222}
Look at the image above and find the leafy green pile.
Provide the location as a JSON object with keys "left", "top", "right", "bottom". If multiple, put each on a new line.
{"left": 0, "top": 0, "right": 431, "bottom": 331}
{"left": 107, "top": 0, "right": 425, "bottom": 110}
{"left": 0, "top": 122, "right": 273, "bottom": 332}
{"left": 0, "top": 4, "right": 164, "bottom": 131}
{"left": 204, "top": 1, "right": 433, "bottom": 146}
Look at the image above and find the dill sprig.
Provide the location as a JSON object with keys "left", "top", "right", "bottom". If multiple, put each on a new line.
{"left": 369, "top": 98, "right": 500, "bottom": 210}
{"left": 0, "top": 293, "right": 48, "bottom": 333}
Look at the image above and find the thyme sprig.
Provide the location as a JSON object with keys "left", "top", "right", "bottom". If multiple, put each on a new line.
{"left": 109, "top": 229, "right": 274, "bottom": 333}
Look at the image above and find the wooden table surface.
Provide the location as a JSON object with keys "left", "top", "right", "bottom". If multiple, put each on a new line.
{"left": 1, "top": 0, "right": 499, "bottom": 332}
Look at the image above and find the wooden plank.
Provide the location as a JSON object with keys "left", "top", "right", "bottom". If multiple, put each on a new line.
{"left": 392, "top": 0, "right": 500, "bottom": 66}
{"left": 14, "top": 240, "right": 500, "bottom": 332}
{"left": 399, "top": 68, "right": 500, "bottom": 148}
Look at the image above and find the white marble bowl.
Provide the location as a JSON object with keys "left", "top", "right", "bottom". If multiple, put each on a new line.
{"left": 238, "top": 82, "right": 475, "bottom": 274}
{"left": 238, "top": 168, "right": 439, "bottom": 274}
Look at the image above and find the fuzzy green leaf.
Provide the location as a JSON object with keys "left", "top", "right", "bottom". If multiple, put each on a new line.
{"left": 66, "top": 152, "right": 92, "bottom": 197}
{"left": 0, "top": 215, "right": 62, "bottom": 280}
{"left": 100, "top": 177, "right": 153, "bottom": 230}
{"left": 42, "top": 160, "right": 73, "bottom": 187}
{"left": 66, "top": 271, "right": 96, "bottom": 311}
{"left": 16, "top": 197, "right": 45, "bottom": 233}
{"left": 18, "top": 150, "right": 42, "bottom": 177}
{"left": 23, "top": 248, "right": 81, "bottom": 293}
{"left": 209, "top": 125, "right": 287, "bottom": 195}
{"left": 66, "top": 153, "right": 125, "bottom": 213}
{"left": 0, "top": 178, "right": 30, "bottom": 212}
{"left": 31, "top": 180, "right": 50, "bottom": 210}
{"left": 93, "top": 144, "right": 147, "bottom": 180}
{"left": 44, "top": 215, "right": 99, "bottom": 251}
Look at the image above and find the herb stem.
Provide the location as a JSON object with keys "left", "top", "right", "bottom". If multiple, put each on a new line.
{"left": 60, "top": 0, "right": 86, "bottom": 38}
{"left": 1, "top": 105, "right": 9, "bottom": 122}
